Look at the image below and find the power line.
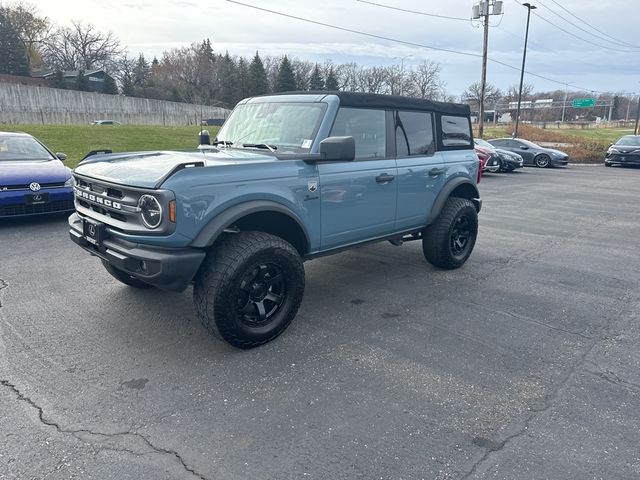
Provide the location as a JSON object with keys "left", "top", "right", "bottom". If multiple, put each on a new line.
{"left": 535, "top": 0, "right": 640, "bottom": 51}
{"left": 225, "top": 0, "right": 608, "bottom": 93}
{"left": 512, "top": 0, "right": 639, "bottom": 53}
{"left": 355, "top": 0, "right": 469, "bottom": 22}
{"left": 547, "top": 0, "right": 640, "bottom": 49}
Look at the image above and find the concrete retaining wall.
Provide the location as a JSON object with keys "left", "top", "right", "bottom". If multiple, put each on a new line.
{"left": 0, "top": 82, "right": 229, "bottom": 126}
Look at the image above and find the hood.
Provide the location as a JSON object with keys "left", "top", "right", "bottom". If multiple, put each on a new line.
{"left": 73, "top": 149, "right": 277, "bottom": 189}
{"left": 612, "top": 144, "right": 640, "bottom": 152}
{"left": 496, "top": 149, "right": 522, "bottom": 160}
{"left": 0, "top": 159, "right": 71, "bottom": 187}
{"left": 546, "top": 148, "right": 568, "bottom": 157}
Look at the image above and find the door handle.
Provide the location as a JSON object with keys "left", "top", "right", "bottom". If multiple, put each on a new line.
{"left": 376, "top": 173, "right": 395, "bottom": 183}
{"left": 429, "top": 168, "right": 445, "bottom": 177}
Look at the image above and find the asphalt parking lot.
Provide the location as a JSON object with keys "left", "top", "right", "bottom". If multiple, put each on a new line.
{"left": 1, "top": 165, "right": 639, "bottom": 480}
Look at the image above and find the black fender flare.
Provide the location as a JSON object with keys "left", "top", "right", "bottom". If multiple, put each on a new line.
{"left": 426, "top": 177, "right": 481, "bottom": 226}
{"left": 190, "top": 200, "right": 311, "bottom": 250}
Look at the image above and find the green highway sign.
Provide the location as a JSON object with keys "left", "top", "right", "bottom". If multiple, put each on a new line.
{"left": 572, "top": 98, "right": 596, "bottom": 108}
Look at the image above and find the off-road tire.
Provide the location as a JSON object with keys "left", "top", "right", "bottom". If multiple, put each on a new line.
{"left": 422, "top": 197, "right": 478, "bottom": 270}
{"left": 102, "top": 260, "right": 151, "bottom": 289}
{"left": 193, "top": 231, "right": 305, "bottom": 349}
{"left": 535, "top": 154, "right": 551, "bottom": 168}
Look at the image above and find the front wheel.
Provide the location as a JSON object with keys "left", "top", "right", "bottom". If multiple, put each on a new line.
{"left": 422, "top": 197, "right": 478, "bottom": 269}
{"left": 193, "top": 231, "right": 305, "bottom": 349}
{"left": 535, "top": 154, "right": 551, "bottom": 168}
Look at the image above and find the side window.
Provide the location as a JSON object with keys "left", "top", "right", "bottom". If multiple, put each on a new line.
{"left": 395, "top": 111, "right": 434, "bottom": 157}
{"left": 330, "top": 107, "right": 386, "bottom": 159}
{"left": 441, "top": 115, "right": 472, "bottom": 147}
{"left": 490, "top": 139, "right": 505, "bottom": 147}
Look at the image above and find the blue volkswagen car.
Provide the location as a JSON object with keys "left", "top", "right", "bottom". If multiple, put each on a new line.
{"left": 0, "top": 132, "right": 74, "bottom": 218}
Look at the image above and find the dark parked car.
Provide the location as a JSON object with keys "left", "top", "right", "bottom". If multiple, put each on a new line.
{"left": 488, "top": 138, "right": 568, "bottom": 167}
{"left": 605, "top": 135, "right": 640, "bottom": 167}
{"left": 474, "top": 144, "right": 499, "bottom": 173}
{"left": 474, "top": 138, "right": 524, "bottom": 172}
{"left": 0, "top": 132, "right": 74, "bottom": 218}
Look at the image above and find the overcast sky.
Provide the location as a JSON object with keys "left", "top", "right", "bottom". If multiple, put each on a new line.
{"left": 33, "top": 0, "right": 640, "bottom": 98}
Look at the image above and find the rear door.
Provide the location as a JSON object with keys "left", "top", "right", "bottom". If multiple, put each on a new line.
{"left": 394, "top": 110, "right": 445, "bottom": 230}
{"left": 318, "top": 107, "right": 397, "bottom": 250}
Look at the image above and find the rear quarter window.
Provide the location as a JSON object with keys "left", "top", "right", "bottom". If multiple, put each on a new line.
{"left": 439, "top": 115, "right": 472, "bottom": 149}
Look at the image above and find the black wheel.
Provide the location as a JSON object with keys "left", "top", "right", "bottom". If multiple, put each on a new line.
{"left": 535, "top": 154, "right": 551, "bottom": 168}
{"left": 422, "top": 197, "right": 478, "bottom": 269}
{"left": 604, "top": 162, "right": 612, "bottom": 167}
{"left": 101, "top": 260, "right": 151, "bottom": 288}
{"left": 194, "top": 231, "right": 305, "bottom": 349}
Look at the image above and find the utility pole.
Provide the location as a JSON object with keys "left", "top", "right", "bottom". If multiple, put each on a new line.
{"left": 393, "top": 55, "right": 412, "bottom": 96}
{"left": 472, "top": 0, "right": 503, "bottom": 138}
{"left": 514, "top": 2, "right": 536, "bottom": 138}
{"left": 635, "top": 96, "right": 640, "bottom": 135}
{"left": 561, "top": 82, "right": 574, "bottom": 124}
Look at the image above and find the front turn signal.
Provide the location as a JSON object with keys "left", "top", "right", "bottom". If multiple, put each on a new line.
{"left": 169, "top": 200, "right": 176, "bottom": 223}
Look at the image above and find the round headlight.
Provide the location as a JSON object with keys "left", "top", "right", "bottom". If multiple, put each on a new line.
{"left": 138, "top": 194, "right": 162, "bottom": 229}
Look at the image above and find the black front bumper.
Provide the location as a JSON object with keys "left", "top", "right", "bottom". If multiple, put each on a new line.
{"left": 69, "top": 213, "right": 205, "bottom": 292}
{"left": 605, "top": 153, "right": 640, "bottom": 166}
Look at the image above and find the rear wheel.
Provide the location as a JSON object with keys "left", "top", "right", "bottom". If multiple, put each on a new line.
{"left": 101, "top": 260, "right": 151, "bottom": 289}
{"left": 535, "top": 154, "right": 551, "bottom": 168}
{"left": 422, "top": 197, "right": 478, "bottom": 269}
{"left": 194, "top": 231, "right": 305, "bottom": 349}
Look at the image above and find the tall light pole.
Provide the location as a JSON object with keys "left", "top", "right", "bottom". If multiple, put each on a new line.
{"left": 394, "top": 54, "right": 412, "bottom": 96}
{"left": 635, "top": 96, "right": 640, "bottom": 135}
{"left": 561, "top": 82, "right": 575, "bottom": 124}
{"left": 472, "top": 0, "right": 503, "bottom": 138}
{"left": 514, "top": 2, "right": 536, "bottom": 138}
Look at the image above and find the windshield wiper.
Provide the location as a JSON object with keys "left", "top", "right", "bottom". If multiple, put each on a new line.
{"left": 212, "top": 139, "right": 233, "bottom": 146}
{"left": 242, "top": 143, "right": 277, "bottom": 152}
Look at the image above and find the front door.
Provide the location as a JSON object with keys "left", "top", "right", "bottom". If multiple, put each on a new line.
{"left": 318, "top": 107, "right": 397, "bottom": 250}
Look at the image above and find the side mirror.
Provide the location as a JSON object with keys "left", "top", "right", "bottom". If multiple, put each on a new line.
{"left": 319, "top": 136, "right": 355, "bottom": 162}
{"left": 520, "top": 145, "right": 529, "bottom": 150}
{"left": 56, "top": 152, "right": 67, "bottom": 161}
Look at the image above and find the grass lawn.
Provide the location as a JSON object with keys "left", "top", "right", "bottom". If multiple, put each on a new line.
{"left": 1, "top": 124, "right": 219, "bottom": 168}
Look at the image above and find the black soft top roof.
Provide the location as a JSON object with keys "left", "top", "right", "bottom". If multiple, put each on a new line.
{"left": 256, "top": 91, "right": 470, "bottom": 116}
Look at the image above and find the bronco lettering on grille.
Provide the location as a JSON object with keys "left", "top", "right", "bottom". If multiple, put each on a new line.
{"left": 75, "top": 188, "right": 122, "bottom": 209}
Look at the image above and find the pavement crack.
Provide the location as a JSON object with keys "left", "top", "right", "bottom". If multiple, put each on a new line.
{"left": 583, "top": 368, "right": 640, "bottom": 393}
{"left": 0, "top": 278, "right": 7, "bottom": 307}
{"left": 0, "top": 379, "right": 210, "bottom": 480}
{"left": 458, "top": 288, "right": 638, "bottom": 480}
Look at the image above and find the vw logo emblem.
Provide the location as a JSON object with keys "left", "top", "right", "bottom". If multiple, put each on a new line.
{"left": 88, "top": 224, "right": 96, "bottom": 237}
{"left": 29, "top": 182, "right": 41, "bottom": 192}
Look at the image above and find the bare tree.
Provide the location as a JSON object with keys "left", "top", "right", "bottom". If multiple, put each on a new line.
{"left": 359, "top": 66, "right": 388, "bottom": 94}
{"left": 503, "top": 83, "right": 534, "bottom": 102}
{"left": 41, "top": 21, "right": 123, "bottom": 71}
{"left": 406, "top": 60, "right": 443, "bottom": 99}
{"left": 462, "top": 81, "right": 502, "bottom": 110}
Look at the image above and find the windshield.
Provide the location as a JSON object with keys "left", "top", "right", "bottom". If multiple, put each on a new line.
{"left": 519, "top": 139, "right": 540, "bottom": 148}
{"left": 0, "top": 135, "right": 55, "bottom": 161}
{"left": 216, "top": 101, "right": 327, "bottom": 154}
{"left": 615, "top": 135, "right": 640, "bottom": 147}
{"left": 474, "top": 138, "right": 494, "bottom": 149}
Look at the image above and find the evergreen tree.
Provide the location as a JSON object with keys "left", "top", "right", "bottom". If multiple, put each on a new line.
{"left": 0, "top": 10, "right": 29, "bottom": 76}
{"left": 75, "top": 70, "right": 90, "bottom": 91}
{"left": 103, "top": 74, "right": 118, "bottom": 94}
{"left": 50, "top": 69, "right": 66, "bottom": 89}
{"left": 275, "top": 55, "right": 296, "bottom": 92}
{"left": 247, "top": 51, "right": 268, "bottom": 96}
{"left": 133, "top": 53, "right": 150, "bottom": 87}
{"left": 219, "top": 51, "right": 241, "bottom": 108}
{"left": 309, "top": 64, "right": 324, "bottom": 90}
{"left": 121, "top": 74, "right": 135, "bottom": 96}
{"left": 237, "top": 57, "right": 250, "bottom": 100}
{"left": 325, "top": 67, "right": 339, "bottom": 91}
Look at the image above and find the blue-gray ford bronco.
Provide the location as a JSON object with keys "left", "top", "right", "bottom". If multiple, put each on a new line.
{"left": 69, "top": 92, "right": 482, "bottom": 348}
